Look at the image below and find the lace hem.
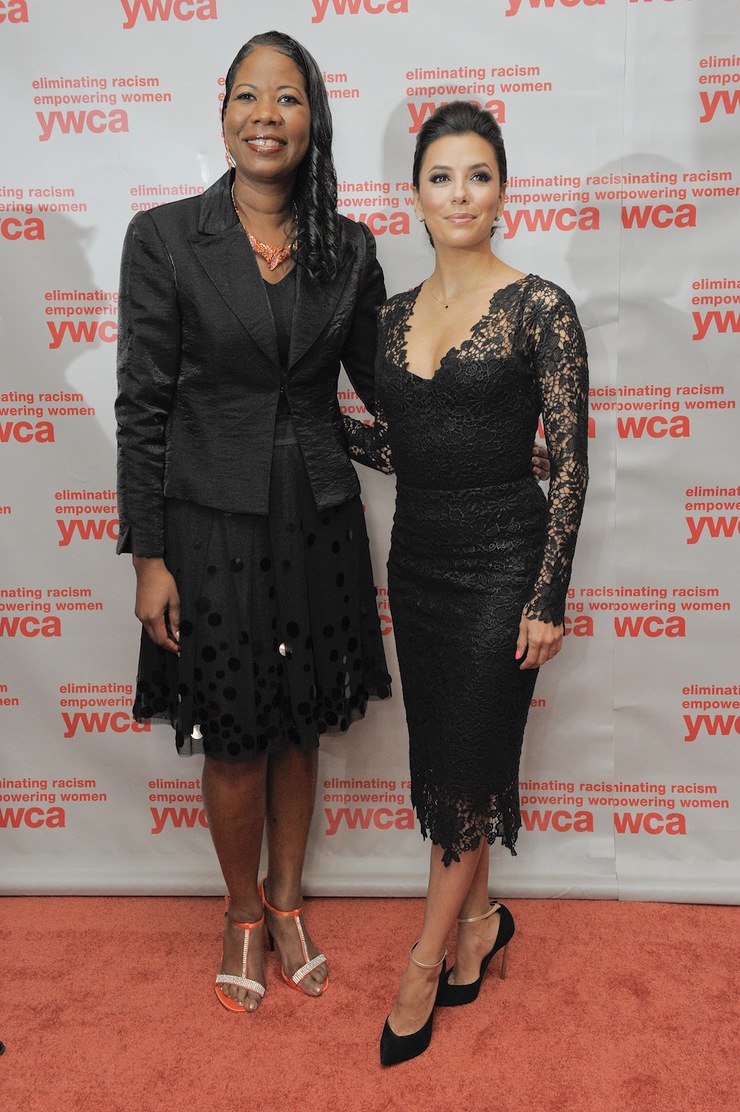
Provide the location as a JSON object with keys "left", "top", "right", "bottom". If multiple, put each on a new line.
{"left": 411, "top": 771, "right": 521, "bottom": 867}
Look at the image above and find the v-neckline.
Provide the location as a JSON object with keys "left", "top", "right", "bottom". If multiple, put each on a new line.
{"left": 400, "top": 275, "right": 531, "bottom": 382}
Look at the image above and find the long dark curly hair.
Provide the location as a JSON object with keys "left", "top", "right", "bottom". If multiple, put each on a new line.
{"left": 222, "top": 31, "right": 341, "bottom": 284}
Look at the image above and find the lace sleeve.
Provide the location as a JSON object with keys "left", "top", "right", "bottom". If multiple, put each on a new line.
{"left": 524, "top": 287, "right": 589, "bottom": 625}
{"left": 343, "top": 404, "right": 395, "bottom": 474}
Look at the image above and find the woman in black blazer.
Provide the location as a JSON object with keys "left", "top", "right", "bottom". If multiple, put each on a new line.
{"left": 116, "top": 32, "right": 391, "bottom": 1012}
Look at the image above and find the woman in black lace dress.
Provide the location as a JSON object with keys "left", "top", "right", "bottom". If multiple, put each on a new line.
{"left": 344, "top": 102, "right": 589, "bottom": 1064}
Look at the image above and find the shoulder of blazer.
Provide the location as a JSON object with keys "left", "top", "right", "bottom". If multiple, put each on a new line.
{"left": 137, "top": 178, "right": 369, "bottom": 259}
{"left": 129, "top": 171, "right": 235, "bottom": 241}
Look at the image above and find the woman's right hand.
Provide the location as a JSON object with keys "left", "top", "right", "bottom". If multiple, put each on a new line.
{"left": 133, "top": 556, "right": 180, "bottom": 654}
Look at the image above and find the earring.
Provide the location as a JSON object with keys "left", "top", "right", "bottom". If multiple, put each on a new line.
{"left": 223, "top": 138, "right": 236, "bottom": 168}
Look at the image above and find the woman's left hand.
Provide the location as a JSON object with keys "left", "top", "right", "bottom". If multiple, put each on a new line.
{"left": 516, "top": 613, "right": 563, "bottom": 669}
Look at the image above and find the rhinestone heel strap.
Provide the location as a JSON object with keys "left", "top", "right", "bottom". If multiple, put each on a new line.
{"left": 214, "top": 904, "right": 266, "bottom": 1014}
{"left": 259, "top": 880, "right": 328, "bottom": 995}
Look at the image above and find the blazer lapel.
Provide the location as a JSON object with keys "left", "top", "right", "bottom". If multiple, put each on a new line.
{"left": 288, "top": 253, "right": 351, "bottom": 369}
{"left": 191, "top": 228, "right": 280, "bottom": 368}
{"left": 190, "top": 172, "right": 355, "bottom": 372}
{"left": 191, "top": 173, "right": 279, "bottom": 368}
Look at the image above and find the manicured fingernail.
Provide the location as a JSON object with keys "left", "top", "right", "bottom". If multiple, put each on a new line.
{"left": 515, "top": 650, "right": 523, "bottom": 660}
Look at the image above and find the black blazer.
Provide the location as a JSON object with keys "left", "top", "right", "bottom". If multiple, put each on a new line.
{"left": 115, "top": 171, "right": 385, "bottom": 557}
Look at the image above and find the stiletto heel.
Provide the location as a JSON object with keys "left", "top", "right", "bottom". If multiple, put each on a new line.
{"left": 380, "top": 943, "right": 447, "bottom": 1067}
{"left": 435, "top": 901, "right": 514, "bottom": 1007}
{"left": 214, "top": 900, "right": 266, "bottom": 1014}
{"left": 259, "top": 879, "right": 328, "bottom": 995}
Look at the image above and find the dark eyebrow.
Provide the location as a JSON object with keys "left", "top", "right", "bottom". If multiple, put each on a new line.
{"left": 427, "top": 162, "right": 494, "bottom": 173}
{"left": 233, "top": 83, "right": 304, "bottom": 94}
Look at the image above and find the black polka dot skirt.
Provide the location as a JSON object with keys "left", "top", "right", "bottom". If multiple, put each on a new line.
{"left": 132, "top": 416, "right": 391, "bottom": 761}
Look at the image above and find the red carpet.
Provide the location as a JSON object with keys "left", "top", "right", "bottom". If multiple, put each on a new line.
{"left": 1, "top": 897, "right": 737, "bottom": 1111}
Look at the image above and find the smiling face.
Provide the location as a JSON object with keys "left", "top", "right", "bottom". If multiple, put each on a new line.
{"left": 413, "top": 132, "right": 506, "bottom": 251}
{"left": 223, "top": 45, "right": 311, "bottom": 187}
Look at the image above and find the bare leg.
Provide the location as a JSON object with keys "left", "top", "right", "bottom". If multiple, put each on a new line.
{"left": 202, "top": 755, "right": 267, "bottom": 1011}
{"left": 387, "top": 841, "right": 485, "bottom": 1036}
{"left": 447, "top": 842, "right": 503, "bottom": 986}
{"left": 263, "top": 744, "right": 326, "bottom": 996}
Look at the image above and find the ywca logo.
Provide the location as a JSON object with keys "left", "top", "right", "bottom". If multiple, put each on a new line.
{"left": 47, "top": 318, "right": 118, "bottom": 349}
{"left": 37, "top": 110, "right": 129, "bottom": 142}
{"left": 151, "top": 806, "right": 208, "bottom": 834}
{"left": 0, "top": 614, "right": 61, "bottom": 637}
{"left": 506, "top": 0, "right": 605, "bottom": 15}
{"left": 62, "top": 710, "right": 151, "bottom": 737}
{"left": 0, "top": 806, "right": 65, "bottom": 829}
{"left": 686, "top": 514, "right": 740, "bottom": 545}
{"left": 57, "top": 517, "right": 121, "bottom": 547}
{"left": 502, "top": 205, "right": 599, "bottom": 239}
{"left": 0, "top": 1, "right": 29, "bottom": 24}
{"left": 692, "top": 309, "right": 740, "bottom": 341}
{"left": 121, "top": 0, "right": 217, "bottom": 30}
{"left": 408, "top": 100, "right": 504, "bottom": 135}
{"left": 324, "top": 804, "right": 414, "bottom": 835}
{"left": 0, "top": 419, "right": 54, "bottom": 444}
{"left": 311, "top": 0, "right": 408, "bottom": 23}
{"left": 684, "top": 713, "right": 740, "bottom": 743}
{"left": 700, "top": 91, "right": 740, "bottom": 124}
{"left": 1, "top": 215, "right": 44, "bottom": 241}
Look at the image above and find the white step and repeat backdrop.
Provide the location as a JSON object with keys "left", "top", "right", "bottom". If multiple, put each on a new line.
{"left": 1, "top": 0, "right": 738, "bottom": 901}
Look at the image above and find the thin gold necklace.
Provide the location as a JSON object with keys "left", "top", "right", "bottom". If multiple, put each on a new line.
{"left": 425, "top": 263, "right": 497, "bottom": 309}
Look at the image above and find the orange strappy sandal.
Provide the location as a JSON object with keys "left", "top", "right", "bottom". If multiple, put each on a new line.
{"left": 259, "top": 879, "right": 329, "bottom": 996}
{"left": 214, "top": 900, "right": 266, "bottom": 1013}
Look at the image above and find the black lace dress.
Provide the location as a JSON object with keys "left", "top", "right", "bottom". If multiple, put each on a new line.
{"left": 345, "top": 275, "right": 589, "bottom": 864}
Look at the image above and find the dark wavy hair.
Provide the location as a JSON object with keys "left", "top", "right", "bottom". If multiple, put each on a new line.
{"left": 412, "top": 100, "right": 507, "bottom": 188}
{"left": 222, "top": 31, "right": 341, "bottom": 284}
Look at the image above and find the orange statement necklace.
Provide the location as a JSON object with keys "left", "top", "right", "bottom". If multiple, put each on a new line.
{"left": 231, "top": 184, "right": 294, "bottom": 271}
